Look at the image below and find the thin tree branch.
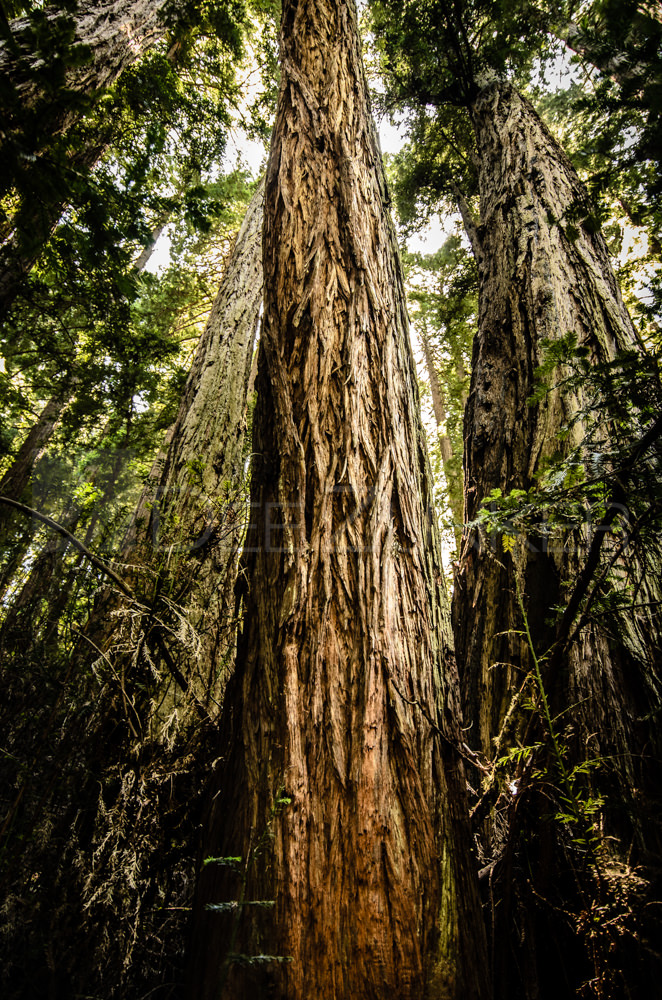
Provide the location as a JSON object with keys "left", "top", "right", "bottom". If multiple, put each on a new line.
{"left": 0, "top": 496, "right": 135, "bottom": 599}
{"left": 0, "top": 496, "right": 213, "bottom": 722}
{"left": 565, "top": 499, "right": 662, "bottom": 649}
{"left": 451, "top": 180, "right": 482, "bottom": 260}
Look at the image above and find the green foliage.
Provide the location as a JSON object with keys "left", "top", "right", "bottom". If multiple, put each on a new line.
{"left": 204, "top": 854, "right": 243, "bottom": 867}
{"left": 0, "top": 0, "right": 250, "bottom": 305}
{"left": 367, "top": 0, "right": 568, "bottom": 211}
{"left": 514, "top": 1, "right": 662, "bottom": 338}
{"left": 514, "top": 582, "right": 606, "bottom": 851}
{"left": 71, "top": 479, "right": 103, "bottom": 511}
{"left": 474, "top": 575, "right": 654, "bottom": 998}
{"left": 390, "top": 113, "right": 476, "bottom": 226}
{"left": 473, "top": 336, "right": 662, "bottom": 576}
{"left": 240, "top": 0, "right": 281, "bottom": 142}
{"left": 371, "top": 0, "right": 563, "bottom": 104}
{"left": 0, "top": 0, "right": 258, "bottom": 495}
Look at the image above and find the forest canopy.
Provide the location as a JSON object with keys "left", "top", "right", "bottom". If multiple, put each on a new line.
{"left": 0, "top": 1, "right": 660, "bottom": 999}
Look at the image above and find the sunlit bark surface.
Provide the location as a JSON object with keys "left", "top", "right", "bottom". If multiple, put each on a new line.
{"left": 189, "top": 3, "right": 488, "bottom": 999}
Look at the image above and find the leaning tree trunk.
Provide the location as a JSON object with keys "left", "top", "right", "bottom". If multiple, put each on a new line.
{"left": 0, "top": 392, "right": 66, "bottom": 502}
{"left": 0, "top": 187, "right": 263, "bottom": 1000}
{"left": 115, "top": 180, "right": 264, "bottom": 712}
{"left": 72, "top": 178, "right": 262, "bottom": 744}
{"left": 4, "top": 182, "right": 263, "bottom": 710}
{"left": 0, "top": 0, "right": 172, "bottom": 134}
{"left": 0, "top": 391, "right": 68, "bottom": 551}
{"left": 188, "top": 4, "right": 489, "bottom": 1000}
{"left": 452, "top": 79, "right": 662, "bottom": 996}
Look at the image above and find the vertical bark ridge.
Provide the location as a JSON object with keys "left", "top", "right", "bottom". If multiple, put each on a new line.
{"left": 189, "top": 3, "right": 488, "bottom": 999}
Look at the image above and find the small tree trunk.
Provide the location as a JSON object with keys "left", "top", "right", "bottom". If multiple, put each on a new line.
{"left": 188, "top": 4, "right": 489, "bottom": 999}
{"left": 0, "top": 511, "right": 76, "bottom": 651}
{"left": 0, "top": 525, "right": 31, "bottom": 603}
{"left": 0, "top": 394, "right": 66, "bottom": 500}
{"left": 419, "top": 317, "right": 463, "bottom": 538}
{"left": 420, "top": 319, "right": 453, "bottom": 464}
{"left": 0, "top": 392, "right": 67, "bottom": 549}
{"left": 132, "top": 213, "right": 171, "bottom": 272}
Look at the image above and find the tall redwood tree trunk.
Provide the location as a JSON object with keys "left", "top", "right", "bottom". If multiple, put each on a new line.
{"left": 124, "top": 181, "right": 263, "bottom": 708}
{"left": 189, "top": 3, "right": 488, "bottom": 999}
{"left": 454, "top": 80, "right": 662, "bottom": 828}
{"left": 80, "top": 181, "right": 264, "bottom": 714}
{"left": 452, "top": 79, "right": 662, "bottom": 997}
